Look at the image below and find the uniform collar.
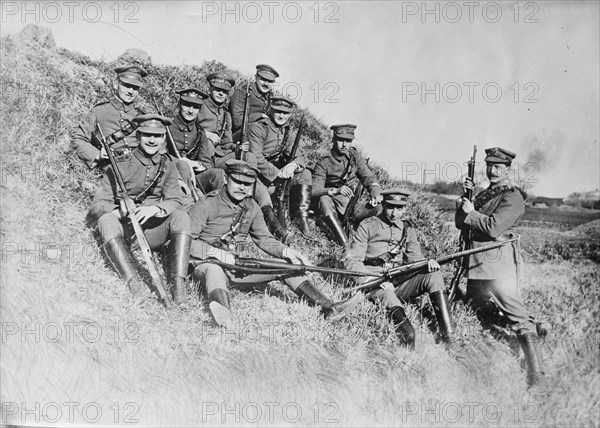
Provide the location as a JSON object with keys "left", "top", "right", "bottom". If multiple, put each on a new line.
{"left": 110, "top": 95, "right": 134, "bottom": 111}
{"left": 251, "top": 82, "right": 270, "bottom": 100}
{"left": 489, "top": 178, "right": 511, "bottom": 190}
{"left": 173, "top": 114, "right": 194, "bottom": 132}
{"left": 204, "top": 97, "right": 222, "bottom": 113}
{"left": 219, "top": 188, "right": 245, "bottom": 208}
{"left": 378, "top": 213, "right": 404, "bottom": 229}
{"left": 330, "top": 147, "right": 350, "bottom": 162}
{"left": 133, "top": 147, "right": 161, "bottom": 165}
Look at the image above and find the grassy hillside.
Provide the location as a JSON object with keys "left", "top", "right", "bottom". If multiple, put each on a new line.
{"left": 1, "top": 28, "right": 599, "bottom": 426}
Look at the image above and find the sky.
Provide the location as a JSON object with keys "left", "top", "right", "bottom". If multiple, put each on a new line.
{"left": 2, "top": 0, "right": 599, "bottom": 197}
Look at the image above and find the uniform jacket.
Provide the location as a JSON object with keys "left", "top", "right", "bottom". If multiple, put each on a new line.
{"left": 229, "top": 81, "right": 271, "bottom": 133}
{"left": 344, "top": 215, "right": 423, "bottom": 282}
{"left": 248, "top": 118, "right": 306, "bottom": 184}
{"left": 88, "top": 147, "right": 191, "bottom": 221}
{"left": 168, "top": 115, "right": 216, "bottom": 169}
{"left": 455, "top": 180, "right": 524, "bottom": 279}
{"left": 72, "top": 96, "right": 145, "bottom": 168}
{"left": 189, "top": 190, "right": 286, "bottom": 259}
{"left": 197, "top": 97, "right": 233, "bottom": 149}
{"left": 312, "top": 147, "right": 381, "bottom": 199}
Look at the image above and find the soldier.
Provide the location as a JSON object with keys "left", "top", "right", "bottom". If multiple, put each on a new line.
{"left": 89, "top": 114, "right": 192, "bottom": 306}
{"left": 197, "top": 72, "right": 235, "bottom": 166}
{"left": 168, "top": 88, "right": 223, "bottom": 195}
{"left": 456, "top": 147, "right": 545, "bottom": 388}
{"left": 248, "top": 95, "right": 312, "bottom": 233}
{"left": 344, "top": 187, "right": 458, "bottom": 352}
{"left": 229, "top": 64, "right": 278, "bottom": 137}
{"left": 312, "top": 124, "right": 382, "bottom": 245}
{"left": 72, "top": 65, "right": 147, "bottom": 169}
{"left": 189, "top": 159, "right": 361, "bottom": 327}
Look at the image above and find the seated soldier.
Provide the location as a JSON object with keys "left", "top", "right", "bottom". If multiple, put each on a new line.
{"left": 344, "top": 187, "right": 458, "bottom": 352}
{"left": 189, "top": 159, "right": 361, "bottom": 327}
{"left": 312, "top": 124, "right": 382, "bottom": 245}
{"left": 88, "top": 114, "right": 192, "bottom": 305}
{"left": 72, "top": 64, "right": 147, "bottom": 170}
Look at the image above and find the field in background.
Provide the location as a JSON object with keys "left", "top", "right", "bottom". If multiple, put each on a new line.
{"left": 1, "top": 27, "right": 599, "bottom": 426}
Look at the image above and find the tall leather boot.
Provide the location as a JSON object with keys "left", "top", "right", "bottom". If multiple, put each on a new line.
{"left": 103, "top": 237, "right": 150, "bottom": 304}
{"left": 294, "top": 280, "right": 361, "bottom": 321}
{"left": 290, "top": 185, "right": 312, "bottom": 234}
{"left": 429, "top": 290, "right": 461, "bottom": 353}
{"left": 517, "top": 330, "right": 545, "bottom": 389}
{"left": 323, "top": 212, "right": 348, "bottom": 245}
{"left": 261, "top": 206, "right": 292, "bottom": 244}
{"left": 208, "top": 288, "right": 235, "bottom": 328}
{"left": 167, "top": 232, "right": 191, "bottom": 307}
{"left": 387, "top": 306, "right": 416, "bottom": 350}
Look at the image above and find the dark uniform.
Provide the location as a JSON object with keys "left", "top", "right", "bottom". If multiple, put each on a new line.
{"left": 89, "top": 114, "right": 192, "bottom": 305}
{"left": 312, "top": 124, "right": 382, "bottom": 244}
{"left": 189, "top": 160, "right": 360, "bottom": 327}
{"left": 72, "top": 65, "right": 147, "bottom": 169}
{"left": 456, "top": 147, "right": 545, "bottom": 387}
{"left": 344, "top": 187, "right": 458, "bottom": 350}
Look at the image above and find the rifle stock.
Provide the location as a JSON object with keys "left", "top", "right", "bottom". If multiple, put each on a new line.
{"left": 236, "top": 80, "right": 251, "bottom": 161}
{"left": 97, "top": 125, "right": 173, "bottom": 307}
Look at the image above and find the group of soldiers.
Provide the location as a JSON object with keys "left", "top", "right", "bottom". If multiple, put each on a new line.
{"left": 71, "top": 63, "right": 546, "bottom": 389}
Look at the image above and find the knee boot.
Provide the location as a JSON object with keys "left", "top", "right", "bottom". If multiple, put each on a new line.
{"left": 429, "top": 290, "right": 461, "bottom": 353}
{"left": 387, "top": 306, "right": 416, "bottom": 349}
{"left": 261, "top": 205, "right": 292, "bottom": 244}
{"left": 167, "top": 233, "right": 191, "bottom": 306}
{"left": 517, "top": 331, "right": 545, "bottom": 388}
{"left": 208, "top": 288, "right": 234, "bottom": 328}
{"left": 294, "top": 280, "right": 361, "bottom": 321}
{"left": 103, "top": 237, "right": 150, "bottom": 304}
{"left": 323, "top": 212, "right": 348, "bottom": 245}
{"left": 290, "top": 185, "right": 312, "bottom": 234}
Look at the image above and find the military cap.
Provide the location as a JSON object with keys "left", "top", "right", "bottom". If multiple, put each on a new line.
{"left": 114, "top": 65, "right": 148, "bottom": 87}
{"left": 381, "top": 187, "right": 411, "bottom": 206}
{"left": 176, "top": 88, "right": 208, "bottom": 106}
{"left": 330, "top": 124, "right": 357, "bottom": 140}
{"left": 133, "top": 114, "right": 171, "bottom": 134}
{"left": 484, "top": 147, "right": 516, "bottom": 165}
{"left": 225, "top": 159, "right": 258, "bottom": 183}
{"left": 270, "top": 95, "right": 295, "bottom": 113}
{"left": 255, "top": 64, "right": 279, "bottom": 81}
{"left": 207, "top": 72, "right": 235, "bottom": 91}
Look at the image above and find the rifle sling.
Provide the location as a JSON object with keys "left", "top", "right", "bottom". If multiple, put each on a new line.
{"left": 474, "top": 185, "right": 511, "bottom": 210}
{"left": 132, "top": 154, "right": 168, "bottom": 204}
{"left": 363, "top": 220, "right": 409, "bottom": 266}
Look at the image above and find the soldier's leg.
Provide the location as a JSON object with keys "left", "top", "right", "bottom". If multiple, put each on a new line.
{"left": 196, "top": 168, "right": 226, "bottom": 194}
{"left": 97, "top": 213, "right": 150, "bottom": 303}
{"left": 174, "top": 158, "right": 202, "bottom": 198}
{"left": 353, "top": 201, "right": 383, "bottom": 223}
{"left": 257, "top": 181, "right": 292, "bottom": 244}
{"left": 289, "top": 169, "right": 312, "bottom": 234}
{"left": 193, "top": 263, "right": 234, "bottom": 327}
{"left": 318, "top": 195, "right": 348, "bottom": 245}
{"left": 367, "top": 288, "right": 415, "bottom": 348}
{"left": 395, "top": 271, "right": 459, "bottom": 350}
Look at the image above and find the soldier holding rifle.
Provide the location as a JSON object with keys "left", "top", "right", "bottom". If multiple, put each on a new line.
{"left": 189, "top": 159, "right": 360, "bottom": 327}
{"left": 312, "top": 124, "right": 382, "bottom": 245}
{"left": 344, "top": 187, "right": 458, "bottom": 352}
{"left": 89, "top": 114, "right": 192, "bottom": 306}
{"left": 456, "top": 147, "right": 546, "bottom": 388}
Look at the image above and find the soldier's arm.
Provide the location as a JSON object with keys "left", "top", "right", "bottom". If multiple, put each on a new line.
{"left": 221, "top": 111, "right": 233, "bottom": 145}
{"left": 402, "top": 227, "right": 424, "bottom": 263}
{"left": 192, "top": 130, "right": 217, "bottom": 169}
{"left": 355, "top": 152, "right": 381, "bottom": 198}
{"left": 248, "top": 122, "right": 280, "bottom": 183}
{"left": 248, "top": 204, "right": 287, "bottom": 258}
{"left": 188, "top": 199, "right": 217, "bottom": 260}
{"left": 311, "top": 160, "right": 330, "bottom": 198}
{"left": 343, "top": 222, "right": 371, "bottom": 273}
{"left": 71, "top": 108, "right": 101, "bottom": 168}
{"left": 153, "top": 161, "right": 192, "bottom": 215}
{"left": 464, "top": 190, "right": 525, "bottom": 238}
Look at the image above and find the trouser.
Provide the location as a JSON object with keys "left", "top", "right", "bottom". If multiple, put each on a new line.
{"left": 317, "top": 194, "right": 380, "bottom": 220}
{"left": 367, "top": 270, "right": 446, "bottom": 308}
{"left": 96, "top": 210, "right": 190, "bottom": 248}
{"left": 466, "top": 278, "right": 537, "bottom": 333}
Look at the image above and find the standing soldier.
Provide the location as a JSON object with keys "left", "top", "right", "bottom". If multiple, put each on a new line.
{"left": 89, "top": 114, "right": 192, "bottom": 305}
{"left": 248, "top": 95, "right": 312, "bottom": 233}
{"left": 189, "top": 159, "right": 361, "bottom": 327}
{"left": 312, "top": 124, "right": 382, "bottom": 245}
{"left": 229, "top": 64, "right": 278, "bottom": 138}
{"left": 456, "top": 147, "right": 545, "bottom": 388}
{"left": 168, "top": 88, "right": 223, "bottom": 195}
{"left": 197, "top": 72, "right": 236, "bottom": 167}
{"left": 72, "top": 65, "right": 147, "bottom": 169}
{"left": 344, "top": 187, "right": 459, "bottom": 352}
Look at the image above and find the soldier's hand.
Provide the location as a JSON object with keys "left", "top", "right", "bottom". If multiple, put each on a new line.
{"left": 427, "top": 259, "right": 441, "bottom": 272}
{"left": 112, "top": 199, "right": 127, "bottom": 219}
{"left": 463, "top": 177, "right": 474, "bottom": 193}
{"left": 460, "top": 197, "right": 474, "bottom": 214}
{"left": 134, "top": 205, "right": 160, "bottom": 224}
{"left": 279, "top": 163, "right": 298, "bottom": 179}
{"left": 239, "top": 141, "right": 250, "bottom": 152}
{"left": 205, "top": 132, "right": 220, "bottom": 145}
{"left": 379, "top": 281, "right": 395, "bottom": 292}
{"left": 98, "top": 147, "right": 109, "bottom": 160}
{"left": 283, "top": 247, "right": 312, "bottom": 266}
{"left": 369, "top": 194, "right": 383, "bottom": 207}
{"left": 339, "top": 185, "right": 354, "bottom": 198}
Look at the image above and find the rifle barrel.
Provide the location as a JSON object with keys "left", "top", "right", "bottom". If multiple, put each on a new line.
{"left": 235, "top": 257, "right": 372, "bottom": 276}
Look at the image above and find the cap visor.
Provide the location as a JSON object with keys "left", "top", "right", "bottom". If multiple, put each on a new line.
{"left": 138, "top": 127, "right": 166, "bottom": 134}
{"left": 257, "top": 71, "right": 276, "bottom": 81}
{"left": 119, "top": 77, "right": 143, "bottom": 87}
{"left": 484, "top": 156, "right": 511, "bottom": 164}
{"left": 180, "top": 95, "right": 204, "bottom": 106}
{"left": 230, "top": 173, "right": 256, "bottom": 183}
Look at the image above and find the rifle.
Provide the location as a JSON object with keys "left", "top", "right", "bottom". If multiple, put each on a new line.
{"left": 191, "top": 256, "right": 371, "bottom": 277}
{"left": 448, "top": 145, "right": 477, "bottom": 301}
{"left": 151, "top": 95, "right": 200, "bottom": 202}
{"left": 342, "top": 238, "right": 517, "bottom": 295}
{"left": 236, "top": 80, "right": 251, "bottom": 161}
{"left": 97, "top": 124, "right": 173, "bottom": 308}
{"left": 274, "top": 114, "right": 306, "bottom": 226}
{"left": 342, "top": 157, "right": 369, "bottom": 234}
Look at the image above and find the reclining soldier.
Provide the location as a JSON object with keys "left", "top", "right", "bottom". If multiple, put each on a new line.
{"left": 344, "top": 187, "right": 459, "bottom": 352}
{"left": 189, "top": 159, "right": 361, "bottom": 327}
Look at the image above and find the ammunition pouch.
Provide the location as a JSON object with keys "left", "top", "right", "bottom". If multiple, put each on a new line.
{"left": 364, "top": 258, "right": 385, "bottom": 267}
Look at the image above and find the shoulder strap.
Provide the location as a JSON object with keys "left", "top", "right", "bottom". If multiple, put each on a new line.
{"left": 474, "top": 185, "right": 511, "bottom": 210}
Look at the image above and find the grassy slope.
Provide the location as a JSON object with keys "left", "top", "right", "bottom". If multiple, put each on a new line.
{"left": 1, "top": 36, "right": 599, "bottom": 426}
